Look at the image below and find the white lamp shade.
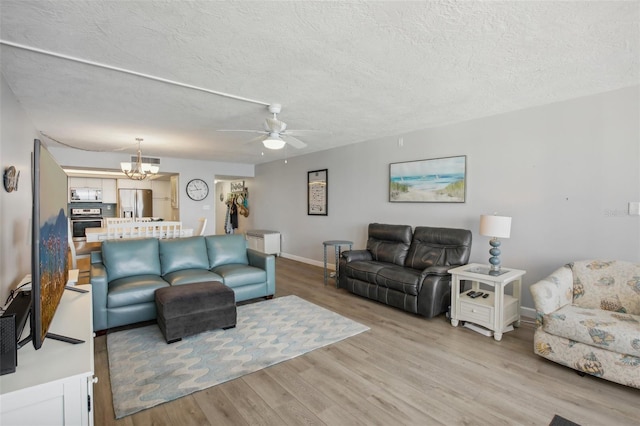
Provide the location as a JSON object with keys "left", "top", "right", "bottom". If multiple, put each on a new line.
{"left": 148, "top": 165, "right": 160, "bottom": 174}
{"left": 263, "top": 137, "right": 286, "bottom": 150}
{"left": 479, "top": 215, "right": 512, "bottom": 238}
{"left": 120, "top": 162, "right": 132, "bottom": 172}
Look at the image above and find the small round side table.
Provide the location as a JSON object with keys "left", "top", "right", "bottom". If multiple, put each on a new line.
{"left": 323, "top": 240, "right": 353, "bottom": 287}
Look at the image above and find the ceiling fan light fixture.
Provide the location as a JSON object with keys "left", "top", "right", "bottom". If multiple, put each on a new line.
{"left": 263, "top": 136, "right": 286, "bottom": 150}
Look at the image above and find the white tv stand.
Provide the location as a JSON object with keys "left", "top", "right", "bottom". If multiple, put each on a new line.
{"left": 0, "top": 284, "right": 95, "bottom": 425}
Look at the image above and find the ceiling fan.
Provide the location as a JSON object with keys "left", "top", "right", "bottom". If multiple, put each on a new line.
{"left": 218, "top": 104, "right": 315, "bottom": 150}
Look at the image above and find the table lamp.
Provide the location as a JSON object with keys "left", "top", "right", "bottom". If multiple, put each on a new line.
{"left": 479, "top": 214, "right": 512, "bottom": 273}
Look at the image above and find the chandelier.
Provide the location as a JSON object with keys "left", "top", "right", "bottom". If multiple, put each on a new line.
{"left": 120, "top": 138, "right": 159, "bottom": 180}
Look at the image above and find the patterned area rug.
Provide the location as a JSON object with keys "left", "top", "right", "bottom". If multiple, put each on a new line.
{"left": 107, "top": 295, "right": 369, "bottom": 418}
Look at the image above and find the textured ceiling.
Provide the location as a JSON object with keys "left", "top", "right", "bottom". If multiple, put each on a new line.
{"left": 1, "top": 1, "right": 638, "bottom": 165}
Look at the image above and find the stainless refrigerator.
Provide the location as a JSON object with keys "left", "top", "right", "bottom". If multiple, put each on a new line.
{"left": 118, "top": 188, "right": 153, "bottom": 218}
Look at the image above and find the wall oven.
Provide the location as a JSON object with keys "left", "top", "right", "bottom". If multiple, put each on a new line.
{"left": 70, "top": 208, "right": 103, "bottom": 241}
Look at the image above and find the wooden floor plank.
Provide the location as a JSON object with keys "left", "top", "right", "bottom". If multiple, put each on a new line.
{"left": 192, "top": 387, "right": 249, "bottom": 426}
{"left": 92, "top": 257, "right": 640, "bottom": 425}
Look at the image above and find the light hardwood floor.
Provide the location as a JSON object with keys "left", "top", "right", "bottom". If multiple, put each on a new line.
{"left": 92, "top": 257, "right": 640, "bottom": 426}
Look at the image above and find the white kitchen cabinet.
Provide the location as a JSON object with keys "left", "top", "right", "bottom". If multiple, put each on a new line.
{"left": 246, "top": 230, "right": 280, "bottom": 255}
{"left": 0, "top": 285, "right": 95, "bottom": 425}
{"left": 101, "top": 179, "right": 117, "bottom": 203}
{"left": 68, "top": 177, "right": 102, "bottom": 188}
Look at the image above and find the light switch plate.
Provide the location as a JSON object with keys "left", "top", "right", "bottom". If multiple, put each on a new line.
{"left": 629, "top": 202, "right": 640, "bottom": 216}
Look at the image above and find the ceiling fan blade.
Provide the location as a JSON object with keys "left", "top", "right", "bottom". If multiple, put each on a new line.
{"left": 282, "top": 135, "right": 307, "bottom": 149}
{"left": 286, "top": 129, "right": 329, "bottom": 135}
{"left": 265, "top": 117, "right": 287, "bottom": 133}
{"left": 217, "top": 129, "right": 267, "bottom": 134}
{"left": 244, "top": 134, "right": 267, "bottom": 145}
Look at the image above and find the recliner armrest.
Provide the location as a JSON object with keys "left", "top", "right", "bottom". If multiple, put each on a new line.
{"left": 341, "top": 250, "right": 372, "bottom": 263}
{"left": 420, "top": 265, "right": 452, "bottom": 278}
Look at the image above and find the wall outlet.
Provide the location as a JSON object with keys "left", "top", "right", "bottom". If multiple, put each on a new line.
{"left": 629, "top": 202, "right": 640, "bottom": 216}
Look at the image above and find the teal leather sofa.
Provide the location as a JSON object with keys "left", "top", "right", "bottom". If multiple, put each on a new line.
{"left": 90, "top": 235, "right": 275, "bottom": 331}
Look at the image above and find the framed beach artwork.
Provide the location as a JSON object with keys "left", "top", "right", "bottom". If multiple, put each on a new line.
{"left": 389, "top": 155, "right": 466, "bottom": 203}
{"left": 308, "top": 169, "right": 328, "bottom": 215}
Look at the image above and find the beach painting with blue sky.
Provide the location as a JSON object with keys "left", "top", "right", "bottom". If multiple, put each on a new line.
{"left": 389, "top": 155, "right": 466, "bottom": 202}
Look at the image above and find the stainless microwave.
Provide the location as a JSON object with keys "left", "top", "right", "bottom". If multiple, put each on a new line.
{"left": 70, "top": 187, "right": 102, "bottom": 202}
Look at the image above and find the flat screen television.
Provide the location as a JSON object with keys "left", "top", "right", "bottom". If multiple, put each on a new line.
{"left": 28, "top": 139, "right": 83, "bottom": 349}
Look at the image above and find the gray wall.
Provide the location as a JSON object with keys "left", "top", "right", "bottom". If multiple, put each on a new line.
{"left": 0, "top": 75, "right": 40, "bottom": 302}
{"left": 250, "top": 86, "right": 640, "bottom": 312}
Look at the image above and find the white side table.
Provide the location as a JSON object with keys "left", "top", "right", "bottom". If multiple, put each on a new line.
{"left": 448, "top": 263, "right": 526, "bottom": 341}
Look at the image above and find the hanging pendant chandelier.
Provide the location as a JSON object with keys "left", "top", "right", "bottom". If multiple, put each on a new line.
{"left": 120, "top": 138, "right": 159, "bottom": 180}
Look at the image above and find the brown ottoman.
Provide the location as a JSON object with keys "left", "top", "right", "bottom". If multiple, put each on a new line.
{"left": 155, "top": 281, "right": 236, "bottom": 343}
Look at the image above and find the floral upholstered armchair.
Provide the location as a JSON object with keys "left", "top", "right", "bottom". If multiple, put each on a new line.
{"left": 530, "top": 260, "right": 640, "bottom": 389}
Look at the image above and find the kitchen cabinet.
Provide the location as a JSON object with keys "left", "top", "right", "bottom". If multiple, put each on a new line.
{"left": 68, "top": 177, "right": 102, "bottom": 188}
{"left": 101, "top": 179, "right": 117, "bottom": 203}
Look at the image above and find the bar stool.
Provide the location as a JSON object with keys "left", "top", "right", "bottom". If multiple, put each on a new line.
{"left": 323, "top": 240, "right": 353, "bottom": 287}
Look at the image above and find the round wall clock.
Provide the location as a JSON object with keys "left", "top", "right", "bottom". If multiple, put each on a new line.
{"left": 186, "top": 178, "right": 209, "bottom": 201}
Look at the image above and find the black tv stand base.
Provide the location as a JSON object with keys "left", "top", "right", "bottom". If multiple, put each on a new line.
{"left": 65, "top": 285, "right": 88, "bottom": 294}
{"left": 46, "top": 333, "right": 84, "bottom": 345}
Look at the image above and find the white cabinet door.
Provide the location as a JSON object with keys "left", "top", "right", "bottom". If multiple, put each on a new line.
{"left": 246, "top": 235, "right": 263, "bottom": 252}
{"left": 101, "top": 179, "right": 117, "bottom": 203}
{"left": 69, "top": 177, "right": 102, "bottom": 188}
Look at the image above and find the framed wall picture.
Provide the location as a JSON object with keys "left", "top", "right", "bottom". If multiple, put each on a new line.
{"left": 308, "top": 169, "right": 328, "bottom": 215}
{"left": 389, "top": 155, "right": 466, "bottom": 203}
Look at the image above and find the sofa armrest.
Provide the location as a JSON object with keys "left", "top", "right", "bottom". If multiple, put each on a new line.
{"left": 420, "top": 265, "right": 451, "bottom": 278}
{"left": 417, "top": 273, "right": 452, "bottom": 318}
{"left": 90, "top": 263, "right": 109, "bottom": 332}
{"left": 247, "top": 249, "right": 276, "bottom": 296}
{"left": 530, "top": 264, "right": 574, "bottom": 326}
{"left": 341, "top": 250, "right": 372, "bottom": 263}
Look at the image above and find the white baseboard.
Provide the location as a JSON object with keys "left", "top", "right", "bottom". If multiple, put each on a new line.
{"left": 520, "top": 306, "right": 536, "bottom": 319}
{"left": 279, "top": 252, "right": 331, "bottom": 270}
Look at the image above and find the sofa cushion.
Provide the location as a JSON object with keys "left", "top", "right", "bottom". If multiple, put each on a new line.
{"left": 570, "top": 260, "right": 640, "bottom": 315}
{"left": 102, "top": 238, "right": 161, "bottom": 282}
{"left": 344, "top": 261, "right": 388, "bottom": 283}
{"left": 205, "top": 235, "right": 249, "bottom": 268}
{"left": 107, "top": 274, "right": 169, "bottom": 309}
{"left": 405, "top": 227, "right": 472, "bottom": 270}
{"left": 543, "top": 304, "right": 640, "bottom": 358}
{"left": 376, "top": 265, "right": 421, "bottom": 295}
{"left": 366, "top": 223, "right": 412, "bottom": 266}
{"left": 211, "top": 264, "right": 266, "bottom": 288}
{"left": 159, "top": 236, "right": 210, "bottom": 275}
{"left": 163, "top": 269, "right": 223, "bottom": 286}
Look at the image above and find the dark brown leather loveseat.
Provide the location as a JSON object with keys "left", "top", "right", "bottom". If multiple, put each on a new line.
{"left": 338, "top": 223, "right": 472, "bottom": 318}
